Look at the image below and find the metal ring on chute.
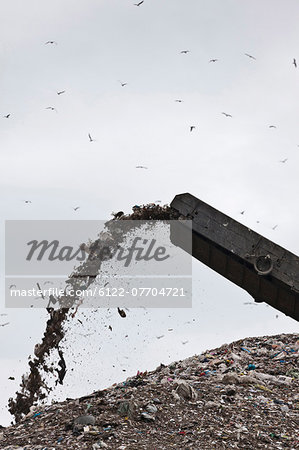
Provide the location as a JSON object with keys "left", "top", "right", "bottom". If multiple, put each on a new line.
{"left": 254, "top": 255, "right": 273, "bottom": 275}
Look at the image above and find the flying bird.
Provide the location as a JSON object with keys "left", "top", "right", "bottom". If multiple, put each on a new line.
{"left": 3, "top": 114, "right": 10, "bottom": 118}
{"left": 245, "top": 53, "right": 256, "bottom": 60}
{"left": 134, "top": 0, "right": 144, "bottom": 5}
{"left": 222, "top": 112, "right": 232, "bottom": 118}
{"left": 272, "top": 224, "right": 278, "bottom": 230}
{"left": 156, "top": 335, "right": 164, "bottom": 339}
{"left": 9, "top": 284, "right": 16, "bottom": 289}
{"left": 190, "top": 126, "right": 195, "bottom": 132}
{"left": 46, "top": 107, "right": 57, "bottom": 112}
{"left": 293, "top": 58, "right": 297, "bottom": 68}
{"left": 24, "top": 200, "right": 32, "bottom": 203}
{"left": 57, "top": 90, "right": 65, "bottom": 95}
{"left": 279, "top": 158, "right": 288, "bottom": 163}
{"left": 88, "top": 133, "right": 95, "bottom": 142}
{"left": 175, "top": 99, "right": 183, "bottom": 102}
{"left": 0, "top": 322, "right": 9, "bottom": 327}
{"left": 73, "top": 206, "right": 80, "bottom": 211}
{"left": 240, "top": 210, "right": 245, "bottom": 215}
{"left": 180, "top": 50, "right": 190, "bottom": 54}
{"left": 136, "top": 165, "right": 148, "bottom": 169}
{"left": 8, "top": 376, "right": 15, "bottom": 380}
{"left": 119, "top": 81, "right": 127, "bottom": 87}
{"left": 209, "top": 59, "right": 218, "bottom": 63}
{"left": 269, "top": 125, "right": 277, "bottom": 129}
{"left": 45, "top": 41, "right": 57, "bottom": 45}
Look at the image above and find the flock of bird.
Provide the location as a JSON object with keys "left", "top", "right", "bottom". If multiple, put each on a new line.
{"left": 2, "top": 0, "right": 296, "bottom": 225}
{"left": 4, "top": 46, "right": 296, "bottom": 148}
{"left": 2, "top": 4, "right": 293, "bottom": 401}
{"left": 10, "top": 44, "right": 293, "bottom": 222}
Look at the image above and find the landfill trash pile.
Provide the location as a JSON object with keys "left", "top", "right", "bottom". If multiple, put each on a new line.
{"left": 2, "top": 333, "right": 298, "bottom": 449}
{"left": 8, "top": 204, "right": 183, "bottom": 423}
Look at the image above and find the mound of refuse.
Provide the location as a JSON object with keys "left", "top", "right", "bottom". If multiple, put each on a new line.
{"left": 1, "top": 333, "right": 298, "bottom": 449}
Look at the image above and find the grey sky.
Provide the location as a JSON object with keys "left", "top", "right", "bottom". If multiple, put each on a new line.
{"left": 0, "top": 0, "right": 299, "bottom": 426}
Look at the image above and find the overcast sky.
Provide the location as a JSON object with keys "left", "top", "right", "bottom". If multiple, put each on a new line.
{"left": 0, "top": 0, "right": 299, "bottom": 426}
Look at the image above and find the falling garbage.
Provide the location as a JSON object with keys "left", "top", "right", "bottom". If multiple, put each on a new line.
{"left": 8, "top": 203, "right": 182, "bottom": 423}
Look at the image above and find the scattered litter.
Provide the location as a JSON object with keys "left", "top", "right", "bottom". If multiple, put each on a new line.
{"left": 74, "top": 414, "right": 96, "bottom": 426}
{"left": 140, "top": 412, "right": 155, "bottom": 422}
{"left": 1, "top": 333, "right": 298, "bottom": 449}
{"left": 117, "top": 308, "right": 126, "bottom": 318}
{"left": 117, "top": 400, "right": 137, "bottom": 419}
{"left": 145, "top": 403, "right": 158, "bottom": 414}
{"left": 247, "top": 363, "right": 256, "bottom": 370}
{"left": 175, "top": 380, "right": 198, "bottom": 400}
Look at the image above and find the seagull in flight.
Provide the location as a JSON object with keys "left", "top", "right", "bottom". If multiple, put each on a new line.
{"left": 269, "top": 125, "right": 277, "bottom": 129}
{"left": 88, "top": 133, "right": 95, "bottom": 142}
{"left": 45, "top": 41, "right": 57, "bottom": 45}
{"left": 190, "top": 126, "right": 196, "bottom": 132}
{"left": 279, "top": 158, "right": 288, "bottom": 163}
{"left": 175, "top": 99, "right": 183, "bottom": 102}
{"left": 272, "top": 224, "right": 278, "bottom": 230}
{"left": 73, "top": 206, "right": 80, "bottom": 211}
{"left": 180, "top": 50, "right": 190, "bottom": 54}
{"left": 136, "top": 165, "right": 148, "bottom": 169}
{"left": 222, "top": 112, "right": 232, "bottom": 118}
{"left": 57, "top": 90, "right": 66, "bottom": 95}
{"left": 119, "top": 81, "right": 127, "bottom": 87}
{"left": 3, "top": 114, "right": 10, "bottom": 118}
{"left": 293, "top": 58, "right": 297, "bottom": 68}
{"left": 209, "top": 59, "right": 218, "bottom": 63}
{"left": 134, "top": 0, "right": 144, "bottom": 5}
{"left": 24, "top": 200, "right": 32, "bottom": 203}
{"left": 46, "top": 107, "right": 57, "bottom": 112}
{"left": 0, "top": 322, "right": 9, "bottom": 327}
{"left": 240, "top": 210, "right": 245, "bottom": 215}
{"left": 245, "top": 53, "right": 256, "bottom": 60}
